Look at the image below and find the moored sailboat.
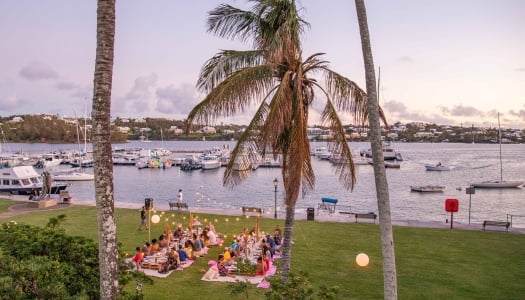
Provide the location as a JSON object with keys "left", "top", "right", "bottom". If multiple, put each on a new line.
{"left": 470, "top": 113, "right": 523, "bottom": 188}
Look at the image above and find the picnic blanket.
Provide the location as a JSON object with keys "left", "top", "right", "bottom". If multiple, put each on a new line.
{"left": 200, "top": 261, "right": 277, "bottom": 286}
{"left": 126, "top": 258, "right": 194, "bottom": 278}
{"left": 200, "top": 266, "right": 266, "bottom": 284}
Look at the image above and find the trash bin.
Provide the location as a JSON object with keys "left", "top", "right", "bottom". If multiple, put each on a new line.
{"left": 307, "top": 207, "right": 315, "bottom": 221}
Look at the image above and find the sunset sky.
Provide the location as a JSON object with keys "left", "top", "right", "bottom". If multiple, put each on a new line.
{"left": 1, "top": 0, "right": 524, "bottom": 128}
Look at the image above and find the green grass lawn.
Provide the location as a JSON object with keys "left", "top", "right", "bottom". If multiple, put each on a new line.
{"left": 1, "top": 199, "right": 524, "bottom": 299}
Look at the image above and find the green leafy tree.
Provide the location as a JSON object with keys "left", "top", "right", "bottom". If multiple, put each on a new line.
{"left": 186, "top": 0, "right": 386, "bottom": 280}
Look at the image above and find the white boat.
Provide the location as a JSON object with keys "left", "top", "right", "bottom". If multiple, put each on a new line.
{"left": 201, "top": 155, "right": 221, "bottom": 170}
{"left": 0, "top": 165, "right": 69, "bottom": 195}
{"left": 70, "top": 157, "right": 94, "bottom": 168}
{"left": 425, "top": 163, "right": 450, "bottom": 171}
{"left": 34, "top": 154, "right": 63, "bottom": 168}
{"left": 470, "top": 113, "right": 524, "bottom": 188}
{"left": 52, "top": 168, "right": 94, "bottom": 181}
{"left": 312, "top": 146, "right": 332, "bottom": 160}
{"left": 112, "top": 153, "right": 139, "bottom": 166}
{"left": 360, "top": 141, "right": 401, "bottom": 161}
{"left": 180, "top": 154, "right": 201, "bottom": 171}
{"left": 410, "top": 185, "right": 445, "bottom": 193}
{"left": 329, "top": 153, "right": 369, "bottom": 165}
{"left": 470, "top": 181, "right": 523, "bottom": 188}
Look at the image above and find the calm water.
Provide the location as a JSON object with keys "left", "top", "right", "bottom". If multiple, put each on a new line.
{"left": 5, "top": 141, "right": 525, "bottom": 227}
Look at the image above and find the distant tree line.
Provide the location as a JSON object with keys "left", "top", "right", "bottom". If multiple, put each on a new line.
{"left": 0, "top": 114, "right": 520, "bottom": 144}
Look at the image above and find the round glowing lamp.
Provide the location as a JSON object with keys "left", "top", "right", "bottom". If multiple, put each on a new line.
{"left": 356, "top": 253, "right": 369, "bottom": 267}
{"left": 151, "top": 214, "right": 160, "bottom": 224}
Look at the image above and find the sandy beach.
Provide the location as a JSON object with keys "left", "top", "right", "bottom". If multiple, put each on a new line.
{"left": 2, "top": 194, "right": 524, "bottom": 234}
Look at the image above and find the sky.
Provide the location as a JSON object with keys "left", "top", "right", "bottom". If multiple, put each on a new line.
{"left": 1, "top": 0, "right": 524, "bottom": 129}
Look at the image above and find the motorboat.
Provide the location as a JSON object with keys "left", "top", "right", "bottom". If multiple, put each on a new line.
{"left": 34, "top": 154, "right": 63, "bottom": 168}
{"left": 0, "top": 165, "right": 68, "bottom": 195}
{"left": 201, "top": 155, "right": 221, "bottom": 170}
{"left": 425, "top": 163, "right": 450, "bottom": 171}
{"left": 360, "top": 141, "right": 401, "bottom": 161}
{"left": 312, "top": 146, "right": 332, "bottom": 160}
{"left": 180, "top": 154, "right": 202, "bottom": 171}
{"left": 410, "top": 185, "right": 445, "bottom": 193}
{"left": 51, "top": 168, "right": 94, "bottom": 181}
{"left": 70, "top": 157, "right": 94, "bottom": 168}
{"left": 112, "top": 153, "right": 139, "bottom": 166}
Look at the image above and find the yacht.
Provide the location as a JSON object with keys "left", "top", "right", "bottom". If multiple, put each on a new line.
{"left": 0, "top": 165, "right": 69, "bottom": 195}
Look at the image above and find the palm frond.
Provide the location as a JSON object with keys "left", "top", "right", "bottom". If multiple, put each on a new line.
{"left": 197, "top": 50, "right": 266, "bottom": 93}
{"left": 207, "top": 4, "right": 259, "bottom": 43}
{"left": 186, "top": 65, "right": 275, "bottom": 128}
{"left": 317, "top": 85, "right": 356, "bottom": 190}
{"left": 223, "top": 100, "right": 270, "bottom": 187}
{"left": 258, "top": 70, "right": 294, "bottom": 154}
{"left": 323, "top": 68, "right": 388, "bottom": 127}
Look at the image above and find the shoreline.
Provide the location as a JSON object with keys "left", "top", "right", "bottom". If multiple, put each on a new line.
{"left": 3, "top": 194, "right": 524, "bottom": 234}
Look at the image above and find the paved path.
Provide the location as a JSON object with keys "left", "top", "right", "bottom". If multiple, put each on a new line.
{"left": 2, "top": 195, "right": 524, "bottom": 234}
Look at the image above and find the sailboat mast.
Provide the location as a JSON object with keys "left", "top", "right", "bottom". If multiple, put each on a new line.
{"left": 498, "top": 113, "right": 503, "bottom": 182}
{"left": 84, "top": 99, "right": 88, "bottom": 155}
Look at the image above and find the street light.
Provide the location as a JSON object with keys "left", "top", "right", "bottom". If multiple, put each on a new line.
{"left": 273, "top": 178, "right": 278, "bottom": 219}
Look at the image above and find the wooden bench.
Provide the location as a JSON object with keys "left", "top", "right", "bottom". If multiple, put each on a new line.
{"left": 482, "top": 220, "right": 510, "bottom": 231}
{"left": 242, "top": 206, "right": 263, "bottom": 216}
{"left": 0, "top": 191, "right": 13, "bottom": 199}
{"left": 354, "top": 213, "right": 377, "bottom": 224}
{"left": 317, "top": 197, "right": 338, "bottom": 215}
{"left": 169, "top": 202, "right": 189, "bottom": 211}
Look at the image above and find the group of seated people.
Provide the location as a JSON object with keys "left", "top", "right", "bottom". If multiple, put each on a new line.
{"left": 211, "top": 224, "right": 283, "bottom": 277}
{"left": 131, "top": 221, "right": 223, "bottom": 273}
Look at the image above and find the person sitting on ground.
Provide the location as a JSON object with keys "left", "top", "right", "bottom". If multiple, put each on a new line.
{"left": 150, "top": 238, "right": 160, "bottom": 253}
{"left": 255, "top": 256, "right": 266, "bottom": 276}
{"left": 191, "top": 233, "right": 203, "bottom": 258}
{"left": 184, "top": 240, "right": 194, "bottom": 259}
{"left": 216, "top": 254, "right": 234, "bottom": 277}
{"left": 206, "top": 221, "right": 216, "bottom": 234}
{"left": 266, "top": 235, "right": 276, "bottom": 256}
{"left": 158, "top": 234, "right": 169, "bottom": 249}
{"left": 131, "top": 246, "right": 144, "bottom": 269}
{"left": 207, "top": 228, "right": 217, "bottom": 246}
{"left": 222, "top": 247, "right": 232, "bottom": 263}
{"left": 141, "top": 242, "right": 152, "bottom": 256}
{"left": 229, "top": 239, "right": 240, "bottom": 257}
{"left": 177, "top": 245, "right": 188, "bottom": 263}
{"left": 202, "top": 229, "right": 211, "bottom": 247}
{"left": 159, "top": 247, "right": 179, "bottom": 274}
{"left": 262, "top": 243, "right": 272, "bottom": 260}
{"left": 173, "top": 224, "right": 185, "bottom": 240}
{"left": 273, "top": 225, "right": 282, "bottom": 244}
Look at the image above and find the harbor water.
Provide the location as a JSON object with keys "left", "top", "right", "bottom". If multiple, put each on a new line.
{"left": 4, "top": 141, "right": 525, "bottom": 228}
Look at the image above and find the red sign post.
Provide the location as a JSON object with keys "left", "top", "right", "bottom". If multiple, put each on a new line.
{"left": 445, "top": 198, "right": 459, "bottom": 229}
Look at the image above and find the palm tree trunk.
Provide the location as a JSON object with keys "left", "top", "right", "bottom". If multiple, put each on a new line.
{"left": 355, "top": 0, "right": 398, "bottom": 299}
{"left": 280, "top": 203, "right": 296, "bottom": 281}
{"left": 93, "top": 0, "right": 119, "bottom": 299}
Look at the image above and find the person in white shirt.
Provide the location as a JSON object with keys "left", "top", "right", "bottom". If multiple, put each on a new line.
{"left": 177, "top": 189, "right": 183, "bottom": 203}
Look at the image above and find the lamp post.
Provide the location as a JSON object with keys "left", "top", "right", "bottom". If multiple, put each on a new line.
{"left": 273, "top": 178, "right": 278, "bottom": 219}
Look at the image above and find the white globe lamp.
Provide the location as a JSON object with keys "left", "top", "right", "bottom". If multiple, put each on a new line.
{"left": 356, "top": 253, "right": 369, "bottom": 267}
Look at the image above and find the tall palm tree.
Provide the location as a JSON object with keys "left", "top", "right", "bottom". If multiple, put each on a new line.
{"left": 186, "top": 0, "right": 386, "bottom": 280}
{"left": 355, "top": 0, "right": 398, "bottom": 298}
{"left": 92, "top": 0, "right": 119, "bottom": 298}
